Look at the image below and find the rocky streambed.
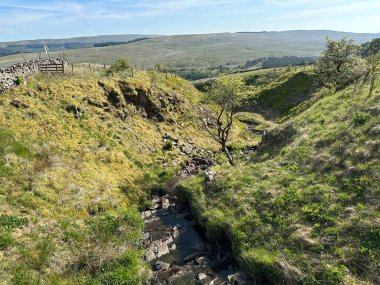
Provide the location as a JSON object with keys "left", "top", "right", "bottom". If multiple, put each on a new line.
{"left": 142, "top": 194, "right": 247, "bottom": 285}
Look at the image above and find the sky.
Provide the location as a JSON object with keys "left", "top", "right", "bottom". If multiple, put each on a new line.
{"left": 0, "top": 0, "right": 379, "bottom": 41}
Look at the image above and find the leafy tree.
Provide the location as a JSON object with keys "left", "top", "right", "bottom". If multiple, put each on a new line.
{"left": 361, "top": 38, "right": 380, "bottom": 57}
{"left": 367, "top": 39, "right": 380, "bottom": 97}
{"left": 314, "top": 38, "right": 365, "bottom": 90}
{"left": 200, "top": 76, "right": 245, "bottom": 165}
{"left": 106, "top": 58, "right": 131, "bottom": 75}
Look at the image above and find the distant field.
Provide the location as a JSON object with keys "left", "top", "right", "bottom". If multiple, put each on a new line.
{"left": 0, "top": 30, "right": 378, "bottom": 69}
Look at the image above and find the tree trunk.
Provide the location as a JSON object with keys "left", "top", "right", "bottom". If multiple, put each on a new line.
{"left": 221, "top": 141, "right": 233, "bottom": 165}
{"left": 369, "top": 74, "right": 376, "bottom": 97}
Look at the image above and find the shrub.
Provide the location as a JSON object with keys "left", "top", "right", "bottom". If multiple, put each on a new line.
{"left": 15, "top": 75, "right": 23, "bottom": 85}
{"left": 163, "top": 140, "right": 175, "bottom": 151}
{"left": 106, "top": 59, "right": 131, "bottom": 76}
{"left": 321, "top": 262, "right": 347, "bottom": 285}
{"left": 352, "top": 112, "right": 371, "bottom": 126}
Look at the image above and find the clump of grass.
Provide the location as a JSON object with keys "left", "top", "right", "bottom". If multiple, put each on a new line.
{"left": 352, "top": 111, "right": 371, "bottom": 126}
{"left": 0, "top": 215, "right": 28, "bottom": 229}
{"left": 0, "top": 231, "right": 14, "bottom": 250}
{"left": 240, "top": 249, "right": 283, "bottom": 283}
{"left": 86, "top": 250, "right": 151, "bottom": 285}
{"left": 15, "top": 75, "right": 23, "bottom": 85}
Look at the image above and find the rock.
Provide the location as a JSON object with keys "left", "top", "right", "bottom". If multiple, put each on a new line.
{"left": 143, "top": 210, "right": 152, "bottom": 219}
{"left": 152, "top": 197, "right": 161, "bottom": 204}
{"left": 205, "top": 170, "right": 217, "bottom": 182}
{"left": 195, "top": 256, "right": 208, "bottom": 265}
{"left": 171, "top": 265, "right": 182, "bottom": 273}
{"left": 171, "top": 226, "right": 180, "bottom": 239}
{"left": 170, "top": 244, "right": 176, "bottom": 251}
{"left": 154, "top": 240, "right": 170, "bottom": 258}
{"left": 146, "top": 249, "right": 156, "bottom": 262}
{"left": 142, "top": 232, "right": 150, "bottom": 240}
{"left": 155, "top": 260, "right": 170, "bottom": 270}
{"left": 180, "top": 143, "right": 193, "bottom": 155}
{"left": 162, "top": 197, "right": 170, "bottom": 209}
{"left": 162, "top": 234, "right": 173, "bottom": 245}
{"left": 184, "top": 252, "right": 208, "bottom": 263}
{"left": 198, "top": 273, "right": 207, "bottom": 280}
{"left": 227, "top": 273, "right": 247, "bottom": 285}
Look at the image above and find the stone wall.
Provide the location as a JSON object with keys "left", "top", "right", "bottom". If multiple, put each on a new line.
{"left": 0, "top": 58, "right": 65, "bottom": 93}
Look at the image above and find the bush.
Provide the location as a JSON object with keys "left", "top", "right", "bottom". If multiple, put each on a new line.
{"left": 15, "top": 75, "right": 23, "bottom": 85}
{"left": 163, "top": 140, "right": 175, "bottom": 151}
{"left": 352, "top": 112, "right": 371, "bottom": 126}
{"left": 321, "top": 262, "right": 347, "bottom": 285}
{"left": 106, "top": 59, "right": 131, "bottom": 76}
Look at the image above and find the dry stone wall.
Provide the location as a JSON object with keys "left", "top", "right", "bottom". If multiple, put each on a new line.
{"left": 0, "top": 58, "right": 65, "bottom": 93}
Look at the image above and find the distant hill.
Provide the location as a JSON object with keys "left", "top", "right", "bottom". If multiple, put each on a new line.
{"left": 0, "top": 30, "right": 379, "bottom": 68}
{"left": 0, "top": 34, "right": 159, "bottom": 57}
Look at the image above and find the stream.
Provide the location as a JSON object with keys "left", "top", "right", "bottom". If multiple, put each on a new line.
{"left": 142, "top": 193, "right": 245, "bottom": 285}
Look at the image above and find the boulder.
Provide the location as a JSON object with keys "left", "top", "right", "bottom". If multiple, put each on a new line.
{"left": 146, "top": 249, "right": 156, "bottom": 262}
{"left": 155, "top": 260, "right": 170, "bottom": 270}
{"left": 198, "top": 273, "right": 207, "bottom": 280}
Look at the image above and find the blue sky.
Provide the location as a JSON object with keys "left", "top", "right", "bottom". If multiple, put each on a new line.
{"left": 0, "top": 0, "right": 379, "bottom": 41}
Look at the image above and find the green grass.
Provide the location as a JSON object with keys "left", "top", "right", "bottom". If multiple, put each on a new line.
{"left": 1, "top": 31, "right": 377, "bottom": 69}
{"left": 174, "top": 76, "right": 380, "bottom": 284}
{"left": 0, "top": 69, "right": 254, "bottom": 284}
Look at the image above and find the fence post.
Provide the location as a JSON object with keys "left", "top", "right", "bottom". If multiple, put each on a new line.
{"left": 72, "top": 64, "right": 74, "bottom": 73}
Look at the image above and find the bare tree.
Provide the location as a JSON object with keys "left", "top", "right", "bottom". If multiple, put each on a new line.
{"left": 200, "top": 76, "right": 245, "bottom": 165}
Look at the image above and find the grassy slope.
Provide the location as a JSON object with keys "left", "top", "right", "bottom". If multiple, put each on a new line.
{"left": 0, "top": 70, "right": 257, "bottom": 284}
{"left": 1, "top": 31, "right": 378, "bottom": 68}
{"left": 177, "top": 77, "right": 380, "bottom": 284}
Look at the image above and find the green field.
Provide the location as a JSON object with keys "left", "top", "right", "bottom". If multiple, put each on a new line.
{"left": 1, "top": 30, "right": 378, "bottom": 69}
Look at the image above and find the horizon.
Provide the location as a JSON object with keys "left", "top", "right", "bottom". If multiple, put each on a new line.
{"left": 2, "top": 29, "right": 380, "bottom": 44}
{"left": 1, "top": 0, "right": 380, "bottom": 42}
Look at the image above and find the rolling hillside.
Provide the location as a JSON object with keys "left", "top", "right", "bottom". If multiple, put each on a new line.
{"left": 0, "top": 34, "right": 159, "bottom": 57}
{"left": 177, "top": 70, "right": 380, "bottom": 284}
{"left": 1, "top": 30, "right": 379, "bottom": 69}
